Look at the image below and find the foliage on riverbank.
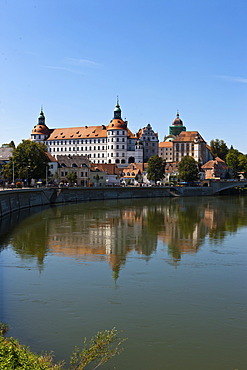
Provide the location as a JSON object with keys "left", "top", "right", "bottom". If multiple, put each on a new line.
{"left": 0, "top": 323, "right": 126, "bottom": 369}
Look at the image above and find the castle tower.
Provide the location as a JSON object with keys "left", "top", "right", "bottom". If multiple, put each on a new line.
{"left": 30, "top": 108, "right": 50, "bottom": 143}
{"left": 169, "top": 112, "right": 186, "bottom": 137}
{"left": 106, "top": 99, "right": 127, "bottom": 165}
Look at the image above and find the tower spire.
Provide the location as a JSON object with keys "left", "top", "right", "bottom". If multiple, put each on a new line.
{"left": 114, "top": 97, "right": 121, "bottom": 119}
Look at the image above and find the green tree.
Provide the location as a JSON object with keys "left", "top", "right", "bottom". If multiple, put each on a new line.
{"left": 1, "top": 140, "right": 15, "bottom": 149}
{"left": 2, "top": 140, "right": 49, "bottom": 183}
{"left": 178, "top": 156, "right": 199, "bottom": 182}
{"left": 210, "top": 139, "right": 229, "bottom": 160}
{"left": 66, "top": 172, "right": 77, "bottom": 185}
{"left": 238, "top": 153, "right": 247, "bottom": 176}
{"left": 147, "top": 155, "right": 166, "bottom": 184}
{"left": 226, "top": 149, "right": 247, "bottom": 178}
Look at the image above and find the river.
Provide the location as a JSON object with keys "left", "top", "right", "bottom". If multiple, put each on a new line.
{"left": 0, "top": 196, "right": 246, "bottom": 369}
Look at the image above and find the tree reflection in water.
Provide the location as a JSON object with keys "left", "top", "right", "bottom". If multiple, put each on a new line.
{"left": 1, "top": 196, "right": 247, "bottom": 275}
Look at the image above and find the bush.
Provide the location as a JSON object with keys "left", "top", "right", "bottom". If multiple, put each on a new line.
{"left": 0, "top": 323, "right": 126, "bottom": 369}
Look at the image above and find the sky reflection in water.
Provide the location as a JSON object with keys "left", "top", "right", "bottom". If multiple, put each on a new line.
{"left": 0, "top": 196, "right": 247, "bottom": 370}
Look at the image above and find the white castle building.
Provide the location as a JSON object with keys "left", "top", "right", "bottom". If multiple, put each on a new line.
{"left": 30, "top": 100, "right": 159, "bottom": 166}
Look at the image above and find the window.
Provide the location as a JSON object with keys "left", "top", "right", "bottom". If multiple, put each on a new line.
{"left": 117, "top": 131, "right": 119, "bottom": 135}
{"left": 122, "top": 145, "right": 125, "bottom": 149}
{"left": 117, "top": 138, "right": 119, "bottom": 142}
{"left": 98, "top": 146, "right": 100, "bottom": 150}
{"left": 122, "top": 138, "right": 125, "bottom": 142}
{"left": 116, "top": 145, "right": 119, "bottom": 149}
{"left": 111, "top": 145, "right": 113, "bottom": 149}
{"left": 81, "top": 172, "right": 84, "bottom": 177}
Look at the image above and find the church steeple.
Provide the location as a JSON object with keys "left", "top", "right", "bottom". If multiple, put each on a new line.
{"left": 113, "top": 96, "right": 122, "bottom": 119}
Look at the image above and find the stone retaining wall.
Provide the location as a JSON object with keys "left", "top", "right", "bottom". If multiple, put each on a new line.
{"left": 0, "top": 187, "right": 172, "bottom": 218}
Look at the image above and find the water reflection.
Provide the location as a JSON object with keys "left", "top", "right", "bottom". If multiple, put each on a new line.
{"left": 2, "top": 196, "right": 247, "bottom": 276}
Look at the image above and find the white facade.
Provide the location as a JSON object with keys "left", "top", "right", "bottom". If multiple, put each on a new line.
{"left": 31, "top": 102, "right": 144, "bottom": 167}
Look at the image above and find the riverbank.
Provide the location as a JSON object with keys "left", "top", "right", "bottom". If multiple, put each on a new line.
{"left": 0, "top": 183, "right": 246, "bottom": 218}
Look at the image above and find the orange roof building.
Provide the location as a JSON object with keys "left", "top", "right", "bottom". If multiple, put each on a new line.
{"left": 31, "top": 100, "right": 146, "bottom": 167}
{"left": 173, "top": 131, "right": 212, "bottom": 164}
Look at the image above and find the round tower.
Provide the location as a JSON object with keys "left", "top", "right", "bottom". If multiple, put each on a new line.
{"left": 106, "top": 99, "right": 128, "bottom": 165}
{"left": 30, "top": 108, "right": 50, "bottom": 142}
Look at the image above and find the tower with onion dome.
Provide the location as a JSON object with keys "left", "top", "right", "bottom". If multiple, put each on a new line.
{"left": 106, "top": 98, "right": 128, "bottom": 165}
{"left": 30, "top": 108, "right": 51, "bottom": 143}
{"left": 169, "top": 111, "right": 186, "bottom": 137}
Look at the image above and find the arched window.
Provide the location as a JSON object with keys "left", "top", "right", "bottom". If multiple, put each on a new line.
{"left": 116, "top": 159, "right": 120, "bottom": 164}
{"left": 128, "top": 157, "right": 135, "bottom": 164}
{"left": 121, "top": 159, "right": 125, "bottom": 164}
{"left": 72, "top": 163, "right": 78, "bottom": 167}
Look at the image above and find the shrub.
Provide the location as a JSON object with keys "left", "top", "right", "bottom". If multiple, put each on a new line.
{"left": 0, "top": 323, "right": 126, "bottom": 369}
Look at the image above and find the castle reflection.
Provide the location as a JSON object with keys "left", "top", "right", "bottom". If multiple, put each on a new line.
{"left": 3, "top": 197, "right": 247, "bottom": 277}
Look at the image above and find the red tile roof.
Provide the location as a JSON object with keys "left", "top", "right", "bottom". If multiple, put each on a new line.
{"left": 47, "top": 125, "right": 108, "bottom": 140}
{"left": 173, "top": 131, "right": 205, "bottom": 143}
{"left": 159, "top": 141, "right": 173, "bottom": 148}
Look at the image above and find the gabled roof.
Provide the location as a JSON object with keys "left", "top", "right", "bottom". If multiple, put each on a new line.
{"left": 56, "top": 155, "right": 89, "bottom": 167}
{"left": 201, "top": 157, "right": 228, "bottom": 169}
{"left": 46, "top": 152, "right": 57, "bottom": 162}
{"left": 165, "top": 162, "right": 179, "bottom": 173}
{"left": 47, "top": 125, "right": 108, "bottom": 140}
{"left": 90, "top": 163, "right": 122, "bottom": 175}
{"left": 173, "top": 131, "right": 205, "bottom": 143}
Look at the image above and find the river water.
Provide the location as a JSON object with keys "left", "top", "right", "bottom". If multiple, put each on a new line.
{"left": 0, "top": 196, "right": 246, "bottom": 370}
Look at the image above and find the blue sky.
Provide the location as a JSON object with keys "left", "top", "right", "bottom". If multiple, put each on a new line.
{"left": 1, "top": 0, "right": 247, "bottom": 153}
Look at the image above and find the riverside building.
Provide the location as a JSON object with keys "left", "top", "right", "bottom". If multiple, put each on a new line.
{"left": 30, "top": 100, "right": 159, "bottom": 167}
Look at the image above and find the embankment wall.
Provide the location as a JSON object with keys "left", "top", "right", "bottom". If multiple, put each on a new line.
{"left": 0, "top": 187, "right": 175, "bottom": 218}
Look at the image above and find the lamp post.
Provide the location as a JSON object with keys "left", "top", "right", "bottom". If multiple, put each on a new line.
{"left": 26, "top": 165, "right": 30, "bottom": 187}
{"left": 46, "top": 164, "right": 49, "bottom": 187}
{"left": 12, "top": 161, "right": 15, "bottom": 184}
